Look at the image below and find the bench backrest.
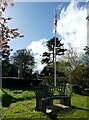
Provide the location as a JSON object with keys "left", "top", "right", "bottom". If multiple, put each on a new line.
{"left": 37, "top": 82, "right": 53, "bottom": 98}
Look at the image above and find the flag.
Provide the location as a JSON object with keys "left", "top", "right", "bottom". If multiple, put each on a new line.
{"left": 54, "top": 14, "right": 57, "bottom": 27}
{"left": 54, "top": 10, "right": 57, "bottom": 33}
{"left": 86, "top": 16, "right": 89, "bottom": 21}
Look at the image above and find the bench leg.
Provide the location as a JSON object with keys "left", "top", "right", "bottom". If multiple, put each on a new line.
{"left": 65, "top": 97, "right": 71, "bottom": 106}
{"left": 36, "top": 98, "right": 42, "bottom": 111}
{"left": 60, "top": 97, "right": 71, "bottom": 106}
{"left": 42, "top": 100, "right": 46, "bottom": 113}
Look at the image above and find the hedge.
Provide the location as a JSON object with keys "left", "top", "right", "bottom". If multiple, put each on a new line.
{"left": 2, "top": 77, "right": 42, "bottom": 88}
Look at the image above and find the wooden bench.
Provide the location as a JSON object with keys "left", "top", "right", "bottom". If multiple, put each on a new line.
{"left": 35, "top": 81, "right": 71, "bottom": 113}
{"left": 41, "top": 95, "right": 71, "bottom": 112}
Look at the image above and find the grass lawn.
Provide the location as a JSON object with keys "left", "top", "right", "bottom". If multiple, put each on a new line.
{"left": 0, "top": 87, "right": 89, "bottom": 120}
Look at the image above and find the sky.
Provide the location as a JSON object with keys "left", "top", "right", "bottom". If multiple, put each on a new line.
{"left": 14, "top": 0, "right": 88, "bottom": 2}
{"left": 4, "top": 2, "right": 69, "bottom": 51}
{"left": 4, "top": 1, "right": 87, "bottom": 72}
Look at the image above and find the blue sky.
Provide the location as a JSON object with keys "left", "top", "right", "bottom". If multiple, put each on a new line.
{"left": 5, "top": 2, "right": 70, "bottom": 53}
{"left": 4, "top": 1, "right": 87, "bottom": 72}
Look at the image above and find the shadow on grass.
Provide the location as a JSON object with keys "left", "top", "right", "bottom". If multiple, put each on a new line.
{"left": 41, "top": 105, "right": 73, "bottom": 120}
{"left": 71, "top": 105, "right": 89, "bottom": 111}
{"left": 44, "top": 104, "right": 89, "bottom": 120}
{"left": 46, "top": 113, "right": 59, "bottom": 120}
{"left": 45, "top": 108, "right": 75, "bottom": 120}
{"left": 2, "top": 89, "right": 16, "bottom": 107}
{"left": 2, "top": 88, "right": 36, "bottom": 107}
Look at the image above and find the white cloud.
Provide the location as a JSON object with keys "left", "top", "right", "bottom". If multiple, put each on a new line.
{"left": 27, "top": 39, "right": 48, "bottom": 72}
{"left": 27, "top": 1, "right": 87, "bottom": 72}
{"left": 57, "top": 1, "right": 87, "bottom": 53}
{"left": 27, "top": 39, "right": 48, "bottom": 55}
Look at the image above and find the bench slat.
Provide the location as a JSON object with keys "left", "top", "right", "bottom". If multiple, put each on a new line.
{"left": 42, "top": 95, "right": 70, "bottom": 101}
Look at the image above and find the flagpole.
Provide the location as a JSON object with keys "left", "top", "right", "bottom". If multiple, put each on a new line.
{"left": 54, "top": 9, "right": 57, "bottom": 88}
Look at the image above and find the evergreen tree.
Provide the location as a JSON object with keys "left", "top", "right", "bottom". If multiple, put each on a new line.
{"left": 41, "top": 37, "right": 66, "bottom": 64}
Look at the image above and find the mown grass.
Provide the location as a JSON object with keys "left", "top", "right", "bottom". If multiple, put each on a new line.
{"left": 1, "top": 87, "right": 89, "bottom": 120}
{"left": 57, "top": 93, "right": 88, "bottom": 119}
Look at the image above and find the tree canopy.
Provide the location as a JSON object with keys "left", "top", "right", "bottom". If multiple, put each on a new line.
{"left": 11, "top": 49, "right": 35, "bottom": 79}
{"left": 41, "top": 37, "right": 66, "bottom": 64}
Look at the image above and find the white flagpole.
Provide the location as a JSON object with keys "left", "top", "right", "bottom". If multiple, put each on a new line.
{"left": 54, "top": 9, "right": 57, "bottom": 88}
